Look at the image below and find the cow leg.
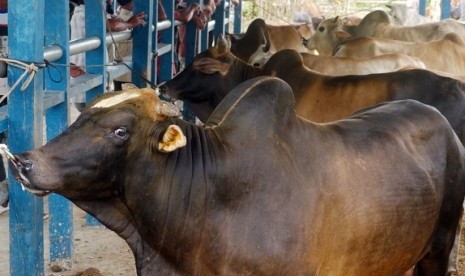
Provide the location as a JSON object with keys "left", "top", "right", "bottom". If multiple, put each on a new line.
{"left": 400, "top": 267, "right": 414, "bottom": 276}
{"left": 447, "top": 204, "right": 463, "bottom": 275}
{"left": 415, "top": 212, "right": 462, "bottom": 275}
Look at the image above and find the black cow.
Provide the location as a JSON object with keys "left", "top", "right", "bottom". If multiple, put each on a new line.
{"left": 9, "top": 79, "right": 465, "bottom": 275}
{"left": 228, "top": 18, "right": 313, "bottom": 64}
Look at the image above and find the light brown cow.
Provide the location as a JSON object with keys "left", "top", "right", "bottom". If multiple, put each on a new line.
{"left": 249, "top": 50, "right": 426, "bottom": 75}
{"left": 306, "top": 10, "right": 465, "bottom": 55}
{"left": 266, "top": 23, "right": 314, "bottom": 53}
{"left": 334, "top": 33, "right": 465, "bottom": 76}
{"left": 387, "top": 4, "right": 433, "bottom": 25}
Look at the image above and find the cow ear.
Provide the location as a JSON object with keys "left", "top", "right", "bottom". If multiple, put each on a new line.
{"left": 385, "top": 4, "right": 392, "bottom": 9}
{"left": 331, "top": 16, "right": 339, "bottom": 23}
{"left": 157, "top": 125, "right": 187, "bottom": 153}
{"left": 335, "top": 30, "right": 351, "bottom": 39}
{"left": 193, "top": 57, "right": 229, "bottom": 75}
{"left": 216, "top": 35, "right": 231, "bottom": 54}
{"left": 225, "top": 32, "right": 236, "bottom": 42}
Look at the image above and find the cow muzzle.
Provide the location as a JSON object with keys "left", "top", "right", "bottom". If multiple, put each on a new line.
{"left": 157, "top": 83, "right": 170, "bottom": 98}
{"left": 8, "top": 154, "right": 50, "bottom": 196}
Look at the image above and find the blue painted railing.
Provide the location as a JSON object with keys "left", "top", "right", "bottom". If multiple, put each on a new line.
{"left": 6, "top": 0, "right": 241, "bottom": 275}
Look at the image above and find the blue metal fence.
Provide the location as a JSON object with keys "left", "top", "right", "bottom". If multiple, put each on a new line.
{"left": 6, "top": 0, "right": 241, "bottom": 275}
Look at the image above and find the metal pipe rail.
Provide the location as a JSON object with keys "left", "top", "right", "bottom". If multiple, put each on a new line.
{"left": 44, "top": 18, "right": 175, "bottom": 63}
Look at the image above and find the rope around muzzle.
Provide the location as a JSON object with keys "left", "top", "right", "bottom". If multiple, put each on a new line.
{"left": 0, "top": 143, "right": 19, "bottom": 165}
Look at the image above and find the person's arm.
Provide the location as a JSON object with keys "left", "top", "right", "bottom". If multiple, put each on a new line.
{"left": 107, "top": 12, "right": 146, "bottom": 32}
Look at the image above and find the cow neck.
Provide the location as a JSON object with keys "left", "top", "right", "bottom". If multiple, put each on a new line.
{"left": 140, "top": 119, "right": 227, "bottom": 269}
{"left": 157, "top": 118, "right": 220, "bottom": 205}
{"left": 232, "top": 58, "right": 262, "bottom": 83}
{"left": 344, "top": 24, "right": 358, "bottom": 37}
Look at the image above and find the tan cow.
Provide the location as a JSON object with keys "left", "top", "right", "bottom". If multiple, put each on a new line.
{"left": 300, "top": 52, "right": 426, "bottom": 75}
{"left": 266, "top": 23, "right": 314, "bottom": 53}
{"left": 386, "top": 4, "right": 433, "bottom": 25}
{"left": 334, "top": 33, "right": 465, "bottom": 76}
{"left": 306, "top": 10, "right": 465, "bottom": 55}
{"left": 248, "top": 49, "right": 426, "bottom": 75}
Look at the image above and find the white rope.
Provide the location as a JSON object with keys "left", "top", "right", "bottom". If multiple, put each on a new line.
{"left": 0, "top": 143, "right": 16, "bottom": 163}
{"left": 0, "top": 57, "right": 39, "bottom": 104}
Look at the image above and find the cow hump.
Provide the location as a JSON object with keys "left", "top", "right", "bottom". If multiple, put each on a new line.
{"left": 206, "top": 77, "right": 296, "bottom": 131}
{"left": 263, "top": 49, "right": 305, "bottom": 76}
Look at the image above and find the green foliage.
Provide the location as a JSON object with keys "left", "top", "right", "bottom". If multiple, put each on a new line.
{"left": 242, "top": 0, "right": 259, "bottom": 21}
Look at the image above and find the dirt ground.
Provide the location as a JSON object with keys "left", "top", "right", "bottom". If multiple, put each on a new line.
{"left": 0, "top": 204, "right": 136, "bottom": 276}
{"left": 1, "top": 204, "right": 465, "bottom": 275}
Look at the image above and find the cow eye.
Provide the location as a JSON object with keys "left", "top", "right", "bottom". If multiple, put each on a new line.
{"left": 114, "top": 127, "right": 129, "bottom": 140}
{"left": 318, "top": 26, "right": 325, "bottom": 32}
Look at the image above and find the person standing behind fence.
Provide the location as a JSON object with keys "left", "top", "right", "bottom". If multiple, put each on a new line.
{"left": 0, "top": 0, "right": 8, "bottom": 209}
{"left": 69, "top": 0, "right": 146, "bottom": 78}
{"left": 69, "top": 0, "right": 86, "bottom": 77}
{"left": 111, "top": 0, "right": 144, "bottom": 90}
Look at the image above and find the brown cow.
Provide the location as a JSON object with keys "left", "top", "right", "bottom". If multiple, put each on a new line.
{"left": 161, "top": 38, "right": 465, "bottom": 274}
{"left": 8, "top": 81, "right": 465, "bottom": 275}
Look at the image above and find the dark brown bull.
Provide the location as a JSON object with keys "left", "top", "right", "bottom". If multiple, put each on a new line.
{"left": 160, "top": 39, "right": 465, "bottom": 274}
{"left": 8, "top": 79, "right": 465, "bottom": 275}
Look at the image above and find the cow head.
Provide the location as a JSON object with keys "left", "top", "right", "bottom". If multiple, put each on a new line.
{"left": 386, "top": 4, "right": 408, "bottom": 25}
{"left": 247, "top": 26, "right": 274, "bottom": 66}
{"left": 159, "top": 35, "right": 262, "bottom": 122}
{"left": 305, "top": 16, "right": 351, "bottom": 56}
{"left": 9, "top": 88, "right": 185, "bottom": 199}
{"left": 227, "top": 18, "right": 271, "bottom": 63}
{"left": 160, "top": 35, "right": 234, "bottom": 100}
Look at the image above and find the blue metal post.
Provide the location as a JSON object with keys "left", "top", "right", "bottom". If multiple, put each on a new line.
{"left": 233, "top": 0, "right": 242, "bottom": 33}
{"left": 214, "top": 0, "right": 226, "bottom": 39}
{"left": 200, "top": 21, "right": 210, "bottom": 52}
{"left": 85, "top": 0, "right": 108, "bottom": 101}
{"left": 184, "top": 0, "right": 199, "bottom": 66}
{"left": 44, "top": 0, "right": 73, "bottom": 265}
{"left": 419, "top": 0, "right": 426, "bottom": 15}
{"left": 441, "top": 0, "right": 451, "bottom": 19}
{"left": 183, "top": 0, "right": 199, "bottom": 123}
{"left": 84, "top": 0, "right": 107, "bottom": 226}
{"left": 8, "top": 0, "right": 45, "bottom": 275}
{"left": 159, "top": 0, "right": 175, "bottom": 83}
{"left": 132, "top": 0, "right": 154, "bottom": 88}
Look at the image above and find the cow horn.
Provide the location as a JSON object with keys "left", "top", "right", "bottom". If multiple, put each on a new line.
{"left": 155, "top": 101, "right": 181, "bottom": 117}
{"left": 216, "top": 35, "right": 231, "bottom": 54}
{"left": 261, "top": 27, "right": 271, "bottom": 53}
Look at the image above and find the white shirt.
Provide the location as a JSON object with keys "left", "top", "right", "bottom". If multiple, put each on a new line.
{"left": 70, "top": 5, "right": 86, "bottom": 67}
